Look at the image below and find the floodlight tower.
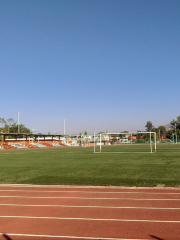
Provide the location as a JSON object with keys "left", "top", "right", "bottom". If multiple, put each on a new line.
{"left": 17, "top": 112, "right": 22, "bottom": 133}
{"left": 63, "top": 118, "right": 67, "bottom": 135}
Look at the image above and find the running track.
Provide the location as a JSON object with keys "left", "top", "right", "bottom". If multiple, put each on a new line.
{"left": 0, "top": 185, "right": 180, "bottom": 240}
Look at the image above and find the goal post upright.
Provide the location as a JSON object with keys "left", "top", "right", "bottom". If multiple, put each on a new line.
{"left": 94, "top": 132, "right": 96, "bottom": 153}
{"left": 150, "top": 131, "right": 152, "bottom": 153}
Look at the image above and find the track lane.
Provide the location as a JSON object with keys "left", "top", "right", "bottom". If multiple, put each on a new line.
{"left": 0, "top": 217, "right": 180, "bottom": 240}
{"left": 0, "top": 205, "right": 180, "bottom": 221}
{"left": 1, "top": 197, "right": 180, "bottom": 209}
{"left": 0, "top": 191, "right": 180, "bottom": 199}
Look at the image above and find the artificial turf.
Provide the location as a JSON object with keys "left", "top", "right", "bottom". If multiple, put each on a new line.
{"left": 0, "top": 144, "right": 180, "bottom": 187}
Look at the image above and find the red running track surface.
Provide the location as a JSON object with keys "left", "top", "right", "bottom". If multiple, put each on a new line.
{"left": 0, "top": 184, "right": 180, "bottom": 240}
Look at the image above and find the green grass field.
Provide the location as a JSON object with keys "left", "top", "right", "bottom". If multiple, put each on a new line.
{"left": 0, "top": 144, "right": 180, "bottom": 187}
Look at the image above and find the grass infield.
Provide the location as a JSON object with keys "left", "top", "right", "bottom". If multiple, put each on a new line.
{"left": 0, "top": 144, "right": 180, "bottom": 187}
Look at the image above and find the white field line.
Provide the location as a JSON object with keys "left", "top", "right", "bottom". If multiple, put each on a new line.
{"left": 1, "top": 233, "right": 150, "bottom": 240}
{"left": 0, "top": 184, "right": 179, "bottom": 190}
{"left": 1, "top": 203, "right": 180, "bottom": 210}
{"left": 0, "top": 195, "right": 180, "bottom": 201}
{"left": 96, "top": 152, "right": 155, "bottom": 154}
{"left": 1, "top": 215, "right": 180, "bottom": 223}
{"left": 0, "top": 189, "right": 180, "bottom": 195}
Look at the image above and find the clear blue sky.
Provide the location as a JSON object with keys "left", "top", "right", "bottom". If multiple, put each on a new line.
{"left": 1, "top": 0, "right": 180, "bottom": 134}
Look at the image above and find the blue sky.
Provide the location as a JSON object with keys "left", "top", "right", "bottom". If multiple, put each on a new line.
{"left": 1, "top": 0, "right": 180, "bottom": 134}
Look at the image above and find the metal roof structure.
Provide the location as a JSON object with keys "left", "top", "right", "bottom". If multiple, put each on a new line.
{"left": 0, "top": 133, "right": 63, "bottom": 141}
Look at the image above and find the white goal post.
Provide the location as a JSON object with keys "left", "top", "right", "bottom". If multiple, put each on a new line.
{"left": 94, "top": 132, "right": 157, "bottom": 153}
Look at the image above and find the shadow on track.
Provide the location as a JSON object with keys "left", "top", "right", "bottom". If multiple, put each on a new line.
{"left": 150, "top": 235, "right": 165, "bottom": 240}
{"left": 2, "top": 233, "right": 13, "bottom": 240}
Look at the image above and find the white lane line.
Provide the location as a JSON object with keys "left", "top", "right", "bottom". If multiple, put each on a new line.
{"left": 0, "top": 190, "right": 180, "bottom": 195}
{"left": 0, "top": 203, "right": 180, "bottom": 210}
{"left": 0, "top": 195, "right": 180, "bottom": 200}
{"left": 1, "top": 233, "right": 150, "bottom": 240}
{"left": 1, "top": 216, "right": 180, "bottom": 223}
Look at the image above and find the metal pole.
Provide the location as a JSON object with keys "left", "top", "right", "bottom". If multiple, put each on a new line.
{"left": 64, "top": 120, "right": 65, "bottom": 135}
{"left": 18, "top": 114, "right": 19, "bottom": 133}
{"left": 155, "top": 132, "right": 156, "bottom": 152}
{"left": 150, "top": 131, "right": 152, "bottom": 153}
{"left": 63, "top": 118, "right": 66, "bottom": 135}
{"left": 17, "top": 112, "right": 22, "bottom": 133}
{"left": 63, "top": 118, "right": 66, "bottom": 145}
{"left": 100, "top": 133, "right": 102, "bottom": 153}
{"left": 94, "top": 132, "right": 95, "bottom": 153}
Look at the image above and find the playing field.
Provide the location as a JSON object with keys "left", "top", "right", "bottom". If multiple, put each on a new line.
{"left": 0, "top": 144, "right": 180, "bottom": 187}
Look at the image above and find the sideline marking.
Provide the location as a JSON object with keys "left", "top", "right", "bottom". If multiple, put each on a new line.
{"left": 0, "top": 189, "right": 180, "bottom": 195}
{"left": 67, "top": 151, "right": 82, "bottom": 153}
{"left": 1, "top": 233, "right": 150, "bottom": 240}
{"left": 1, "top": 215, "right": 180, "bottom": 223}
{"left": 0, "top": 184, "right": 180, "bottom": 190}
{"left": 0, "top": 195, "right": 180, "bottom": 201}
{"left": 0, "top": 203, "right": 180, "bottom": 210}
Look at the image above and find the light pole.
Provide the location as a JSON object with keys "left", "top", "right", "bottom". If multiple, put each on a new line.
{"left": 63, "top": 118, "right": 66, "bottom": 135}
{"left": 17, "top": 112, "right": 22, "bottom": 133}
{"left": 63, "top": 118, "right": 67, "bottom": 144}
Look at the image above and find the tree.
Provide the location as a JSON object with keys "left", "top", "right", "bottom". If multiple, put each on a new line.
{"left": 170, "top": 115, "right": 180, "bottom": 126}
{"left": 0, "top": 118, "right": 6, "bottom": 129}
{"left": 158, "top": 126, "right": 166, "bottom": 135}
{"left": 0, "top": 118, "right": 2, "bottom": 128}
{"left": 9, "top": 123, "right": 31, "bottom": 133}
{"left": 0, "top": 117, "right": 30, "bottom": 134}
{"left": 6, "top": 118, "right": 16, "bottom": 133}
{"left": 166, "top": 116, "right": 180, "bottom": 140}
{"left": 145, "top": 121, "right": 154, "bottom": 131}
{"left": 166, "top": 130, "right": 173, "bottom": 140}
{"left": 170, "top": 116, "right": 180, "bottom": 136}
